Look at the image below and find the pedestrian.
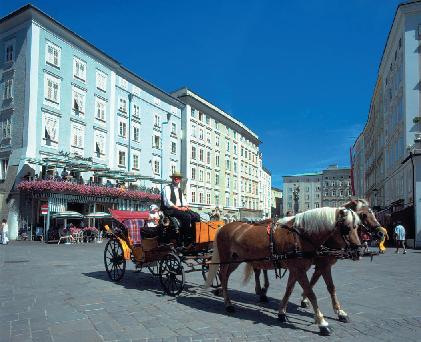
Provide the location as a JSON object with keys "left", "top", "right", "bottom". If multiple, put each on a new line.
{"left": 378, "top": 227, "right": 389, "bottom": 254}
{"left": 394, "top": 221, "right": 406, "bottom": 254}
{"left": 1, "top": 219, "right": 8, "bottom": 245}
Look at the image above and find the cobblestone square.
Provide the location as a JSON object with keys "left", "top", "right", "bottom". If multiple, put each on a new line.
{"left": 0, "top": 241, "right": 420, "bottom": 341}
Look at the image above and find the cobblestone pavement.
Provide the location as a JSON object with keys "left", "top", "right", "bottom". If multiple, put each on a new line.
{"left": 0, "top": 241, "right": 420, "bottom": 342}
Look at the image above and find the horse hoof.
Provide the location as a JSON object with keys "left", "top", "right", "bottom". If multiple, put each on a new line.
{"left": 278, "top": 313, "right": 287, "bottom": 323}
{"left": 319, "top": 326, "right": 331, "bottom": 336}
{"left": 300, "top": 300, "right": 309, "bottom": 309}
{"left": 339, "top": 315, "right": 350, "bottom": 323}
{"left": 225, "top": 305, "right": 235, "bottom": 313}
{"left": 213, "top": 288, "right": 222, "bottom": 297}
{"left": 259, "top": 295, "right": 268, "bottom": 303}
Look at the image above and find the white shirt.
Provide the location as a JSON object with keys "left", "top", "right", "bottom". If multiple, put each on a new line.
{"left": 162, "top": 184, "right": 183, "bottom": 207}
{"left": 2, "top": 223, "right": 8, "bottom": 233}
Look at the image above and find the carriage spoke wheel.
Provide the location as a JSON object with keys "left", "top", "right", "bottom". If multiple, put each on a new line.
{"left": 201, "top": 258, "right": 221, "bottom": 288}
{"left": 159, "top": 253, "right": 185, "bottom": 296}
{"left": 147, "top": 261, "right": 159, "bottom": 277}
{"left": 104, "top": 239, "right": 126, "bottom": 282}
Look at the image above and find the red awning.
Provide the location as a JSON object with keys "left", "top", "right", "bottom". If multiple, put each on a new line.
{"left": 109, "top": 209, "right": 150, "bottom": 223}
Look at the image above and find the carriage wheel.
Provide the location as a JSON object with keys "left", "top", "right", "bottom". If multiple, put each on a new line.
{"left": 159, "top": 253, "right": 185, "bottom": 296}
{"left": 147, "top": 262, "right": 159, "bottom": 276}
{"left": 104, "top": 239, "right": 126, "bottom": 282}
{"left": 201, "top": 258, "right": 221, "bottom": 288}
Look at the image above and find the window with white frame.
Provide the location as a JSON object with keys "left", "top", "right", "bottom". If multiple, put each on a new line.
{"left": 171, "top": 122, "right": 176, "bottom": 134}
{"left": 233, "top": 161, "right": 237, "bottom": 173}
{"left": 191, "top": 146, "right": 196, "bottom": 159}
{"left": 206, "top": 193, "right": 211, "bottom": 205}
{"left": 71, "top": 123, "right": 84, "bottom": 149}
{"left": 206, "top": 131, "right": 211, "bottom": 144}
{"left": 215, "top": 174, "right": 219, "bottom": 185}
{"left": 5, "top": 41, "right": 14, "bottom": 62}
{"left": 95, "top": 98, "right": 106, "bottom": 121}
{"left": 191, "top": 190, "right": 196, "bottom": 203}
{"left": 199, "top": 128, "right": 204, "bottom": 140}
{"left": 171, "top": 141, "right": 176, "bottom": 154}
{"left": 225, "top": 196, "right": 230, "bottom": 207}
{"left": 207, "top": 151, "right": 211, "bottom": 164}
{"left": 199, "top": 149, "right": 204, "bottom": 162}
{"left": 133, "top": 104, "right": 140, "bottom": 118}
{"left": 199, "top": 169, "right": 204, "bottom": 182}
{"left": 94, "top": 131, "right": 105, "bottom": 157}
{"left": 133, "top": 125, "right": 140, "bottom": 142}
{"left": 118, "top": 150, "right": 126, "bottom": 166}
{"left": 133, "top": 153, "right": 139, "bottom": 170}
{"left": 233, "top": 177, "right": 237, "bottom": 191}
{"left": 226, "top": 176, "right": 230, "bottom": 188}
{"left": 206, "top": 171, "right": 211, "bottom": 184}
{"left": 191, "top": 124, "right": 196, "bottom": 138}
{"left": 198, "top": 112, "right": 203, "bottom": 121}
{"left": 0, "top": 159, "right": 9, "bottom": 180}
{"left": 199, "top": 192, "right": 204, "bottom": 204}
{"left": 215, "top": 194, "right": 219, "bottom": 206}
{"left": 154, "top": 114, "right": 160, "bottom": 127}
{"left": 233, "top": 144, "right": 237, "bottom": 154}
{"left": 171, "top": 163, "right": 176, "bottom": 175}
{"left": 96, "top": 70, "right": 107, "bottom": 91}
{"left": 45, "top": 42, "right": 61, "bottom": 67}
{"left": 153, "top": 135, "right": 160, "bottom": 148}
{"left": 119, "top": 120, "right": 127, "bottom": 138}
{"left": 3, "top": 79, "right": 13, "bottom": 100}
{"left": 44, "top": 74, "right": 60, "bottom": 106}
{"left": 226, "top": 140, "right": 230, "bottom": 152}
{"left": 215, "top": 135, "right": 219, "bottom": 146}
{"left": 72, "top": 88, "right": 85, "bottom": 115}
{"left": 42, "top": 114, "right": 58, "bottom": 146}
{"left": 215, "top": 154, "right": 220, "bottom": 167}
{"left": 73, "top": 57, "right": 86, "bottom": 81}
{"left": 1, "top": 118, "right": 11, "bottom": 140}
{"left": 153, "top": 159, "right": 160, "bottom": 174}
{"left": 119, "top": 97, "right": 127, "bottom": 113}
{"left": 191, "top": 167, "right": 196, "bottom": 180}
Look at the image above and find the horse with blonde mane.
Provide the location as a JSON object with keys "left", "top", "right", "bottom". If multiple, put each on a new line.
{"left": 245, "top": 199, "right": 382, "bottom": 324}
{"left": 205, "top": 204, "right": 365, "bottom": 336}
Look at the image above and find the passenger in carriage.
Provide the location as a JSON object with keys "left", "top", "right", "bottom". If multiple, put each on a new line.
{"left": 161, "top": 171, "right": 200, "bottom": 246}
{"left": 147, "top": 204, "right": 160, "bottom": 227}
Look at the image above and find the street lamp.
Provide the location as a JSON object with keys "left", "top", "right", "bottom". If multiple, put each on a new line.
{"left": 160, "top": 112, "right": 172, "bottom": 192}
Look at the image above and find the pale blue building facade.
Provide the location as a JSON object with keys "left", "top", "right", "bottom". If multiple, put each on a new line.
{"left": 0, "top": 5, "right": 183, "bottom": 239}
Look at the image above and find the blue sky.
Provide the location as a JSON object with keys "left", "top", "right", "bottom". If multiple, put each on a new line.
{"left": 1, "top": 0, "right": 404, "bottom": 187}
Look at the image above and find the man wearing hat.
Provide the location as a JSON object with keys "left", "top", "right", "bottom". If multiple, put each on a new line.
{"left": 161, "top": 171, "right": 200, "bottom": 246}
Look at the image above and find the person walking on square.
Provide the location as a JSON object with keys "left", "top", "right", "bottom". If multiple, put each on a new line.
{"left": 378, "top": 226, "right": 389, "bottom": 254}
{"left": 161, "top": 171, "right": 200, "bottom": 246}
{"left": 394, "top": 221, "right": 406, "bottom": 254}
{"left": 1, "top": 219, "right": 8, "bottom": 245}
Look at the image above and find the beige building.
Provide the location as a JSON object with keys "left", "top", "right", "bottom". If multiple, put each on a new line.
{"left": 172, "top": 88, "right": 265, "bottom": 222}
{"left": 321, "top": 165, "right": 352, "bottom": 207}
{"left": 259, "top": 165, "right": 272, "bottom": 219}
{"left": 283, "top": 173, "right": 322, "bottom": 213}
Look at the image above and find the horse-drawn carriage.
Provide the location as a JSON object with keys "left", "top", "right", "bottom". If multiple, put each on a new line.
{"left": 103, "top": 209, "right": 223, "bottom": 296}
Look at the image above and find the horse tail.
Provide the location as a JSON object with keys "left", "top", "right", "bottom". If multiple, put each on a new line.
{"left": 242, "top": 263, "right": 254, "bottom": 285}
{"left": 205, "top": 228, "right": 220, "bottom": 288}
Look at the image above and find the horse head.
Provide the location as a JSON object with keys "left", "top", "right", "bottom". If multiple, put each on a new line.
{"left": 343, "top": 199, "right": 382, "bottom": 237}
{"left": 333, "top": 208, "right": 362, "bottom": 258}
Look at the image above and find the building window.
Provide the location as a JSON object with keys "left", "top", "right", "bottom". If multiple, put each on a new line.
{"left": 199, "top": 149, "right": 204, "bottom": 162}
{"left": 46, "top": 42, "right": 61, "bottom": 67}
{"left": 154, "top": 114, "right": 160, "bottom": 128}
{"left": 153, "top": 159, "right": 160, "bottom": 175}
{"left": 133, "top": 126, "right": 140, "bottom": 142}
{"left": 133, "top": 154, "right": 139, "bottom": 170}
{"left": 0, "top": 158, "right": 8, "bottom": 180}
{"left": 331, "top": 190, "right": 336, "bottom": 196}
{"left": 215, "top": 136, "right": 219, "bottom": 146}
{"left": 191, "top": 146, "right": 196, "bottom": 160}
{"left": 119, "top": 120, "right": 127, "bottom": 138}
{"left": 215, "top": 174, "right": 219, "bottom": 186}
{"left": 226, "top": 140, "right": 230, "bottom": 152}
{"left": 118, "top": 151, "right": 126, "bottom": 167}
{"left": 171, "top": 163, "right": 176, "bottom": 175}
{"left": 191, "top": 191, "right": 196, "bottom": 203}
{"left": 171, "top": 141, "right": 176, "bottom": 154}
{"left": 73, "top": 57, "right": 86, "bottom": 82}
{"left": 94, "top": 132, "right": 105, "bottom": 157}
{"left": 96, "top": 70, "right": 107, "bottom": 91}
{"left": 206, "top": 193, "right": 211, "bottom": 205}
{"left": 95, "top": 98, "right": 106, "bottom": 121}
{"left": 42, "top": 114, "right": 58, "bottom": 147}
{"left": 71, "top": 124, "right": 84, "bottom": 149}
{"left": 171, "top": 123, "right": 176, "bottom": 134}
{"left": 0, "top": 118, "right": 11, "bottom": 141}
{"left": 206, "top": 171, "right": 211, "bottom": 184}
{"left": 153, "top": 135, "right": 160, "bottom": 148}
{"left": 72, "top": 88, "right": 85, "bottom": 115}
{"left": 206, "top": 131, "right": 211, "bottom": 143}
{"left": 191, "top": 167, "right": 196, "bottom": 180}
{"left": 198, "top": 112, "right": 203, "bottom": 121}
{"left": 227, "top": 176, "right": 230, "bottom": 188}
{"left": 199, "top": 192, "right": 204, "bottom": 204}
{"left": 119, "top": 98, "right": 127, "bottom": 113}
{"left": 3, "top": 79, "right": 13, "bottom": 100}
{"left": 233, "top": 161, "right": 237, "bottom": 173}
{"left": 199, "top": 128, "right": 204, "bottom": 140}
{"left": 199, "top": 170, "right": 204, "bottom": 182}
{"left": 133, "top": 104, "right": 140, "bottom": 118}
{"left": 225, "top": 196, "right": 230, "bottom": 207}
{"left": 215, "top": 194, "right": 219, "bottom": 206}
{"left": 233, "top": 144, "right": 237, "bottom": 154}
{"left": 44, "top": 74, "right": 60, "bottom": 106}
{"left": 226, "top": 159, "right": 230, "bottom": 170}
{"left": 5, "top": 41, "right": 14, "bottom": 62}
{"left": 207, "top": 151, "right": 211, "bottom": 164}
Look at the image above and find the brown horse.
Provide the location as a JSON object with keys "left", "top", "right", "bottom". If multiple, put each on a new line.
{"left": 205, "top": 206, "right": 362, "bottom": 335}
{"left": 246, "top": 199, "right": 382, "bottom": 324}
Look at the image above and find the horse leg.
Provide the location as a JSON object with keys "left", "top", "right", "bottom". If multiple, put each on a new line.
{"left": 220, "top": 262, "right": 240, "bottom": 313}
{"left": 254, "top": 269, "right": 269, "bottom": 302}
{"left": 294, "top": 269, "right": 331, "bottom": 336}
{"left": 277, "top": 271, "right": 296, "bottom": 323}
{"left": 254, "top": 268, "right": 263, "bottom": 297}
{"left": 261, "top": 269, "right": 270, "bottom": 302}
{"left": 301, "top": 265, "right": 322, "bottom": 308}
{"left": 320, "top": 264, "right": 350, "bottom": 322}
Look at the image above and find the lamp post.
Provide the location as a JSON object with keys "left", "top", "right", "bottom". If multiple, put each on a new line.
{"left": 160, "top": 112, "right": 172, "bottom": 192}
